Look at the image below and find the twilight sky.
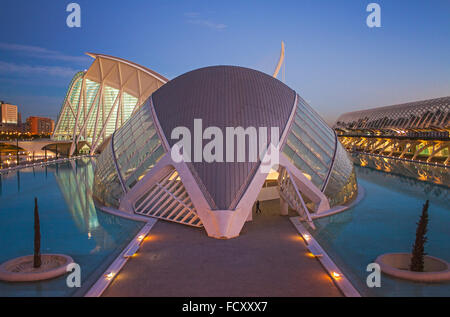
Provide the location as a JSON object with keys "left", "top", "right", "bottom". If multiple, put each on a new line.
{"left": 0, "top": 0, "right": 449, "bottom": 125}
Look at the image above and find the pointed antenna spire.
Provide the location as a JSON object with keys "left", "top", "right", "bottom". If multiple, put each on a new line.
{"left": 273, "top": 41, "right": 285, "bottom": 79}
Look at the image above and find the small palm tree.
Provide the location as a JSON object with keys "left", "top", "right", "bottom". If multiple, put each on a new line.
{"left": 33, "top": 197, "right": 41, "bottom": 268}
{"left": 410, "top": 200, "right": 429, "bottom": 272}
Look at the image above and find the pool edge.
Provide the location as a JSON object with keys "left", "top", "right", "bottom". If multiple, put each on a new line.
{"left": 83, "top": 219, "right": 158, "bottom": 297}
{"left": 289, "top": 216, "right": 361, "bottom": 297}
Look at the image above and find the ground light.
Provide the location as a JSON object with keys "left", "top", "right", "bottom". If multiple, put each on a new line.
{"left": 85, "top": 221, "right": 157, "bottom": 297}
{"left": 290, "top": 217, "right": 360, "bottom": 296}
{"left": 105, "top": 272, "right": 115, "bottom": 281}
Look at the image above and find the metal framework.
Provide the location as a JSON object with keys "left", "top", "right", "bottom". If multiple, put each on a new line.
{"left": 52, "top": 53, "right": 168, "bottom": 155}
{"left": 335, "top": 97, "right": 450, "bottom": 165}
{"left": 134, "top": 169, "right": 203, "bottom": 227}
{"left": 278, "top": 167, "right": 315, "bottom": 229}
{"left": 335, "top": 96, "right": 450, "bottom": 131}
{"left": 340, "top": 136, "right": 450, "bottom": 165}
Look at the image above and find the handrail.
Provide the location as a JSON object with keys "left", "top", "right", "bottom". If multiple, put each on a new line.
{"left": 285, "top": 168, "right": 316, "bottom": 230}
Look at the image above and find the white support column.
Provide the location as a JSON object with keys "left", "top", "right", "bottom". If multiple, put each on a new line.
{"left": 90, "top": 91, "right": 121, "bottom": 154}
{"left": 90, "top": 84, "right": 103, "bottom": 154}
{"left": 69, "top": 76, "right": 85, "bottom": 156}
{"left": 246, "top": 208, "right": 253, "bottom": 222}
{"left": 280, "top": 196, "right": 289, "bottom": 215}
{"left": 74, "top": 84, "right": 102, "bottom": 151}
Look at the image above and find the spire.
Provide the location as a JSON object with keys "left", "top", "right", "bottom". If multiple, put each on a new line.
{"left": 272, "top": 41, "right": 285, "bottom": 79}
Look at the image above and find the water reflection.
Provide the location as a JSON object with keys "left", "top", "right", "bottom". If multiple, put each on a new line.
{"left": 52, "top": 158, "right": 129, "bottom": 252}
{"left": 352, "top": 153, "right": 449, "bottom": 188}
{"left": 352, "top": 154, "right": 449, "bottom": 209}
{"left": 0, "top": 158, "right": 143, "bottom": 297}
{"left": 53, "top": 158, "right": 99, "bottom": 233}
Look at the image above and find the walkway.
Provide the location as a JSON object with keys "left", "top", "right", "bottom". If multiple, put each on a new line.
{"left": 103, "top": 199, "right": 341, "bottom": 297}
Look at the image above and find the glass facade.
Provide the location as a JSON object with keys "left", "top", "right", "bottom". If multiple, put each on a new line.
{"left": 282, "top": 95, "right": 357, "bottom": 206}
{"left": 93, "top": 101, "right": 166, "bottom": 208}
{"left": 323, "top": 143, "right": 358, "bottom": 206}
{"left": 282, "top": 96, "right": 336, "bottom": 190}
{"left": 113, "top": 102, "right": 165, "bottom": 189}
{"left": 92, "top": 136, "right": 123, "bottom": 207}
{"left": 54, "top": 71, "right": 84, "bottom": 139}
{"left": 53, "top": 73, "right": 140, "bottom": 148}
{"left": 94, "top": 92, "right": 357, "bottom": 210}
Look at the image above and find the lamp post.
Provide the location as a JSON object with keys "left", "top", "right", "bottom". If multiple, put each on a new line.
{"left": 16, "top": 136, "right": 19, "bottom": 166}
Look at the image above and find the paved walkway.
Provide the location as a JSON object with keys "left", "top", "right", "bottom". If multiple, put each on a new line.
{"left": 103, "top": 200, "right": 341, "bottom": 297}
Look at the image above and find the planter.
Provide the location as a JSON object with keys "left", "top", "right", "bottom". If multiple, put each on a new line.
{"left": 375, "top": 253, "right": 450, "bottom": 283}
{"left": 0, "top": 254, "right": 74, "bottom": 282}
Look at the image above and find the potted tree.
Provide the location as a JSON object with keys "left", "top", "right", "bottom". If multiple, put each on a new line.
{"left": 410, "top": 200, "right": 429, "bottom": 272}
{"left": 0, "top": 198, "right": 74, "bottom": 282}
{"left": 34, "top": 197, "right": 41, "bottom": 268}
{"left": 375, "top": 200, "right": 450, "bottom": 283}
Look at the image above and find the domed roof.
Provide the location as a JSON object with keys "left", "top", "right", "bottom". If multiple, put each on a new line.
{"left": 151, "top": 66, "right": 296, "bottom": 210}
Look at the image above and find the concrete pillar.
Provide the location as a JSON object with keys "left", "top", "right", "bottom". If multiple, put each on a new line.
{"left": 246, "top": 207, "right": 253, "bottom": 222}
{"left": 280, "top": 197, "right": 288, "bottom": 216}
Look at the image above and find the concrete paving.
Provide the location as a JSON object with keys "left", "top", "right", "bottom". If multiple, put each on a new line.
{"left": 103, "top": 199, "right": 342, "bottom": 297}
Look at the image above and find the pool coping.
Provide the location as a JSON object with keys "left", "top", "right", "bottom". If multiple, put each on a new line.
{"left": 84, "top": 218, "right": 158, "bottom": 297}
{"left": 95, "top": 203, "right": 155, "bottom": 223}
{"left": 289, "top": 216, "right": 361, "bottom": 297}
{"left": 0, "top": 155, "right": 95, "bottom": 175}
{"left": 311, "top": 184, "right": 365, "bottom": 220}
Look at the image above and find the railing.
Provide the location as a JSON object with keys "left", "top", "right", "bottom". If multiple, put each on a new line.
{"left": 134, "top": 169, "right": 203, "bottom": 227}
{"left": 278, "top": 167, "right": 316, "bottom": 230}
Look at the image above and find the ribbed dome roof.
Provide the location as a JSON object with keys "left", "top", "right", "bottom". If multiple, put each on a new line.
{"left": 151, "top": 65, "right": 296, "bottom": 209}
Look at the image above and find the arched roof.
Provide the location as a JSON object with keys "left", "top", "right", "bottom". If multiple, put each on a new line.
{"left": 53, "top": 53, "right": 168, "bottom": 155}
{"left": 85, "top": 53, "right": 168, "bottom": 105}
{"left": 152, "top": 65, "right": 296, "bottom": 209}
{"left": 335, "top": 96, "right": 450, "bottom": 130}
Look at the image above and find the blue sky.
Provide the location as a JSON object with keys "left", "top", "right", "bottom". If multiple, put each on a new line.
{"left": 0, "top": 0, "right": 449, "bottom": 124}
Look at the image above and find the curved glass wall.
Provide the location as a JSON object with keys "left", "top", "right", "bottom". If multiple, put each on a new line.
{"left": 323, "top": 143, "right": 358, "bottom": 206}
{"left": 93, "top": 138, "right": 123, "bottom": 207}
{"left": 54, "top": 71, "right": 85, "bottom": 140}
{"left": 282, "top": 95, "right": 357, "bottom": 207}
{"left": 113, "top": 101, "right": 165, "bottom": 189}
{"left": 282, "top": 96, "right": 336, "bottom": 190}
{"left": 93, "top": 100, "right": 166, "bottom": 208}
{"left": 53, "top": 73, "right": 140, "bottom": 149}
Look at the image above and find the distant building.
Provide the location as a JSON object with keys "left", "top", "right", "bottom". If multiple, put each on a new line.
{"left": 334, "top": 96, "right": 450, "bottom": 165}
{"left": 26, "top": 116, "right": 55, "bottom": 135}
{"left": 0, "top": 102, "right": 18, "bottom": 124}
{"left": 0, "top": 102, "right": 21, "bottom": 133}
{"left": 52, "top": 53, "right": 168, "bottom": 156}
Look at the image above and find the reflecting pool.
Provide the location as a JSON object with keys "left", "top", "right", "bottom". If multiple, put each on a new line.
{"left": 0, "top": 158, "right": 144, "bottom": 297}
{"left": 312, "top": 156, "right": 450, "bottom": 296}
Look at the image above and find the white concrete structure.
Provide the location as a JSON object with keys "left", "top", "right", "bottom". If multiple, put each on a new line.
{"left": 52, "top": 53, "right": 168, "bottom": 156}
{"left": 93, "top": 66, "right": 358, "bottom": 239}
